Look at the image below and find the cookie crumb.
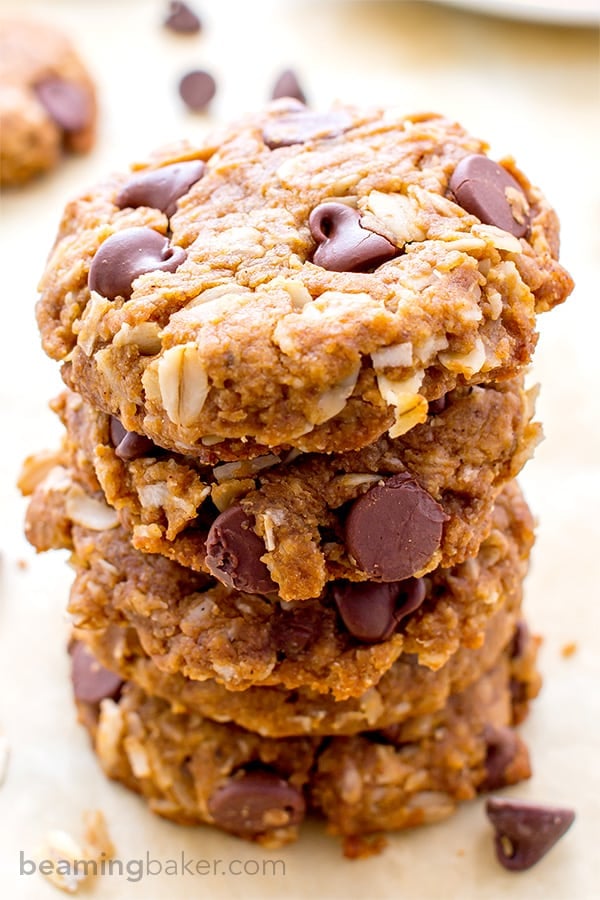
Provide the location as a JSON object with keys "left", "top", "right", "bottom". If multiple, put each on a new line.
{"left": 38, "top": 811, "right": 115, "bottom": 894}
{"left": 16, "top": 558, "right": 28, "bottom": 571}
{"left": 561, "top": 642, "right": 577, "bottom": 658}
{"left": 343, "top": 833, "right": 388, "bottom": 859}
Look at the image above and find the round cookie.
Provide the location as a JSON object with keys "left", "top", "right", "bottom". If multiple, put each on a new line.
{"left": 73, "top": 603, "right": 539, "bottom": 737}
{"left": 52, "top": 376, "right": 539, "bottom": 600}
{"left": 74, "top": 651, "right": 536, "bottom": 853}
{"left": 24, "top": 469, "right": 534, "bottom": 698}
{"left": 0, "top": 18, "right": 96, "bottom": 186}
{"left": 36, "top": 102, "right": 572, "bottom": 456}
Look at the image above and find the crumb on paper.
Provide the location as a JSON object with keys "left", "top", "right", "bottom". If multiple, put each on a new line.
{"left": 343, "top": 833, "right": 388, "bottom": 859}
{"left": 561, "top": 641, "right": 578, "bottom": 659}
{"left": 38, "top": 811, "right": 115, "bottom": 894}
{"left": 16, "top": 558, "right": 29, "bottom": 571}
{"left": 0, "top": 735, "right": 9, "bottom": 788}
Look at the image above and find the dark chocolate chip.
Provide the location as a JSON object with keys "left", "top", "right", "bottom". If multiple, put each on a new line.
{"left": 271, "top": 604, "right": 321, "bottom": 659}
{"left": 109, "top": 416, "right": 156, "bottom": 460}
{"left": 449, "top": 154, "right": 530, "bottom": 238}
{"left": 309, "top": 202, "right": 398, "bottom": 272}
{"left": 480, "top": 726, "right": 521, "bottom": 792}
{"left": 71, "top": 642, "right": 123, "bottom": 705}
{"left": 271, "top": 69, "right": 307, "bottom": 104}
{"left": 208, "top": 769, "right": 305, "bottom": 836}
{"left": 345, "top": 473, "right": 448, "bottom": 581}
{"left": 116, "top": 160, "right": 206, "bottom": 218}
{"left": 88, "top": 227, "right": 187, "bottom": 301}
{"left": 332, "top": 577, "right": 426, "bottom": 643}
{"left": 428, "top": 395, "right": 448, "bottom": 416}
{"left": 178, "top": 69, "right": 216, "bottom": 112}
{"left": 164, "top": 1, "right": 202, "bottom": 33}
{"left": 486, "top": 797, "right": 575, "bottom": 871}
{"left": 509, "top": 620, "right": 530, "bottom": 659}
{"left": 205, "top": 504, "right": 276, "bottom": 594}
{"left": 262, "top": 108, "right": 352, "bottom": 149}
{"left": 34, "top": 77, "right": 91, "bottom": 133}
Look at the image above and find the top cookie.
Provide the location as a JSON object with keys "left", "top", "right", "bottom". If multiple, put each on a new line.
{"left": 37, "top": 102, "right": 572, "bottom": 456}
{"left": 0, "top": 18, "right": 97, "bottom": 186}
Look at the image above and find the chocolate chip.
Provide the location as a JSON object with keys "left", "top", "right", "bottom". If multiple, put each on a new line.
{"left": 271, "top": 69, "right": 307, "bottom": 104}
{"left": 116, "top": 160, "right": 205, "bottom": 218}
{"left": 208, "top": 769, "right": 305, "bottom": 836}
{"left": 178, "top": 69, "right": 216, "bottom": 112}
{"left": 71, "top": 642, "right": 123, "bottom": 705}
{"left": 449, "top": 154, "right": 530, "bottom": 238}
{"left": 205, "top": 504, "right": 276, "bottom": 594}
{"left": 486, "top": 797, "right": 575, "bottom": 871}
{"left": 262, "top": 108, "right": 352, "bottom": 149}
{"left": 34, "top": 78, "right": 91, "bottom": 133}
{"left": 164, "top": 1, "right": 202, "bottom": 33}
{"left": 109, "top": 416, "right": 156, "bottom": 460}
{"left": 509, "top": 620, "right": 530, "bottom": 659}
{"left": 309, "top": 202, "right": 398, "bottom": 272}
{"left": 88, "top": 227, "right": 187, "bottom": 301}
{"left": 480, "top": 726, "right": 521, "bottom": 792}
{"left": 332, "top": 577, "right": 426, "bottom": 643}
{"left": 271, "top": 604, "right": 321, "bottom": 659}
{"left": 345, "top": 473, "right": 447, "bottom": 581}
{"left": 428, "top": 395, "right": 448, "bottom": 416}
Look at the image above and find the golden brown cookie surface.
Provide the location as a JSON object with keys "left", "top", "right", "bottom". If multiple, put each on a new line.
{"left": 35, "top": 103, "right": 572, "bottom": 453}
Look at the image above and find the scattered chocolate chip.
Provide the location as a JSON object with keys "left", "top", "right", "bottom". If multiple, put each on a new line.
{"left": 309, "top": 202, "right": 398, "bottom": 272}
{"left": 205, "top": 504, "right": 276, "bottom": 594}
{"left": 428, "top": 395, "right": 448, "bottom": 416}
{"left": 271, "top": 604, "right": 321, "bottom": 659}
{"left": 34, "top": 78, "right": 91, "bottom": 133}
{"left": 178, "top": 69, "right": 216, "bottom": 112}
{"left": 208, "top": 769, "right": 305, "bottom": 836}
{"left": 486, "top": 797, "right": 575, "bottom": 871}
{"left": 262, "top": 108, "right": 352, "bottom": 149}
{"left": 332, "top": 577, "right": 426, "bottom": 643}
{"left": 480, "top": 726, "right": 521, "bottom": 792}
{"left": 449, "top": 154, "right": 530, "bottom": 238}
{"left": 271, "top": 69, "right": 307, "bottom": 104}
{"left": 109, "top": 416, "right": 156, "bottom": 460}
{"left": 345, "top": 473, "right": 448, "bottom": 581}
{"left": 88, "top": 227, "right": 187, "bottom": 301}
{"left": 71, "top": 642, "right": 123, "bottom": 705}
{"left": 116, "top": 160, "right": 205, "bottom": 218}
{"left": 164, "top": 1, "right": 202, "bottom": 33}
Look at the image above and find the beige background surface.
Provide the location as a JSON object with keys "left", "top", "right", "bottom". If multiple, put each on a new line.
{"left": 0, "top": 1, "right": 599, "bottom": 897}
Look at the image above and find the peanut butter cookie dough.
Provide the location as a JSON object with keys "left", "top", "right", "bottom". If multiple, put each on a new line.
{"left": 24, "top": 472, "right": 533, "bottom": 698}
{"left": 36, "top": 101, "right": 572, "bottom": 456}
{"left": 74, "top": 648, "right": 537, "bottom": 853}
{"left": 72, "top": 603, "right": 538, "bottom": 737}
{"left": 0, "top": 18, "right": 97, "bottom": 186}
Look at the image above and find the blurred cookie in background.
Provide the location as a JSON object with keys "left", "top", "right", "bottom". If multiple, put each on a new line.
{"left": 0, "top": 18, "right": 97, "bottom": 187}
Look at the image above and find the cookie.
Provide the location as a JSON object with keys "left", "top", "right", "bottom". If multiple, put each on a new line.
{"left": 0, "top": 18, "right": 96, "bottom": 186}
{"left": 74, "top": 650, "right": 536, "bottom": 852}
{"left": 35, "top": 102, "right": 572, "bottom": 456}
{"left": 50, "top": 374, "right": 539, "bottom": 599}
{"left": 73, "top": 602, "right": 539, "bottom": 737}
{"left": 24, "top": 471, "right": 534, "bottom": 698}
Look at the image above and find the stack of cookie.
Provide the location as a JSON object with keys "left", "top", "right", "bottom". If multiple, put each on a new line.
{"left": 21, "top": 101, "right": 572, "bottom": 854}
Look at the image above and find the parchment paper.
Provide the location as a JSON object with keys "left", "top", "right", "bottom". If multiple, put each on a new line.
{"left": 1, "top": 2, "right": 598, "bottom": 897}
